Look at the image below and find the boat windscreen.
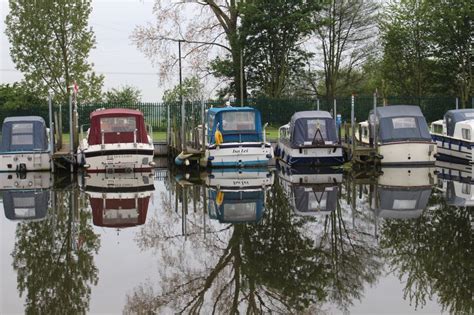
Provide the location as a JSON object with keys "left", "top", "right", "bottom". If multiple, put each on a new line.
{"left": 378, "top": 116, "right": 431, "bottom": 143}
{"left": 1, "top": 120, "right": 48, "bottom": 152}
{"left": 291, "top": 118, "right": 338, "bottom": 145}
{"left": 221, "top": 111, "right": 256, "bottom": 131}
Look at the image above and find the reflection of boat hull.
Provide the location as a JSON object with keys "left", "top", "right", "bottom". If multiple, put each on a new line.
{"left": 79, "top": 142, "right": 155, "bottom": 173}
{"left": 277, "top": 162, "right": 343, "bottom": 185}
{"left": 0, "top": 171, "right": 52, "bottom": 190}
{"left": 435, "top": 161, "right": 474, "bottom": 206}
{"left": 80, "top": 171, "right": 155, "bottom": 192}
{"left": 275, "top": 142, "right": 344, "bottom": 166}
{"left": 0, "top": 151, "right": 51, "bottom": 172}
{"left": 204, "top": 168, "right": 273, "bottom": 188}
{"left": 378, "top": 166, "right": 436, "bottom": 187}
{"left": 201, "top": 143, "right": 273, "bottom": 168}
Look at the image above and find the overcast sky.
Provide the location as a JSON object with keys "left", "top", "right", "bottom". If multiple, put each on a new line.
{"left": 0, "top": 0, "right": 168, "bottom": 102}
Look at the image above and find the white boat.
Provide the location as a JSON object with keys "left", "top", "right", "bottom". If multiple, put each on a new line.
{"left": 0, "top": 116, "right": 51, "bottom": 172}
{"left": 177, "top": 106, "right": 273, "bottom": 167}
{"left": 204, "top": 168, "right": 273, "bottom": 223}
{"left": 1, "top": 171, "right": 52, "bottom": 221}
{"left": 78, "top": 108, "right": 155, "bottom": 172}
{"left": 358, "top": 105, "right": 436, "bottom": 165}
{"left": 373, "top": 167, "right": 435, "bottom": 219}
{"left": 80, "top": 171, "right": 155, "bottom": 228}
{"left": 431, "top": 109, "right": 474, "bottom": 164}
{"left": 435, "top": 161, "right": 474, "bottom": 206}
{"left": 275, "top": 111, "right": 344, "bottom": 166}
{"left": 277, "top": 163, "right": 343, "bottom": 216}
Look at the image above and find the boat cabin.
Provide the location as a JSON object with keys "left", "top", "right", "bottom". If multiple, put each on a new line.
{"left": 90, "top": 196, "right": 150, "bottom": 228}
{"left": 444, "top": 109, "right": 474, "bottom": 137}
{"left": 208, "top": 190, "right": 265, "bottom": 223}
{"left": 3, "top": 190, "right": 49, "bottom": 221}
{"left": 207, "top": 107, "right": 264, "bottom": 144}
{"left": 279, "top": 111, "right": 338, "bottom": 146}
{"left": 368, "top": 105, "right": 432, "bottom": 144}
{"left": 88, "top": 108, "right": 149, "bottom": 145}
{"left": 0, "top": 116, "right": 48, "bottom": 153}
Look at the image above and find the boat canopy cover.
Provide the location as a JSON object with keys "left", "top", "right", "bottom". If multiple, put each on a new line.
{"left": 207, "top": 107, "right": 263, "bottom": 143}
{"left": 370, "top": 105, "right": 431, "bottom": 143}
{"left": 3, "top": 190, "right": 49, "bottom": 221}
{"left": 289, "top": 111, "right": 338, "bottom": 145}
{"left": 376, "top": 187, "right": 431, "bottom": 219}
{"left": 444, "top": 109, "right": 474, "bottom": 137}
{"left": 208, "top": 190, "right": 264, "bottom": 223}
{"left": 293, "top": 186, "right": 337, "bottom": 214}
{"left": 0, "top": 116, "right": 48, "bottom": 152}
{"left": 90, "top": 196, "right": 149, "bottom": 228}
{"left": 88, "top": 108, "right": 148, "bottom": 145}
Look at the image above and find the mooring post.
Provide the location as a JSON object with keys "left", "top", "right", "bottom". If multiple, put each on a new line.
{"left": 456, "top": 97, "right": 459, "bottom": 110}
{"left": 351, "top": 94, "right": 355, "bottom": 154}
{"left": 201, "top": 100, "right": 205, "bottom": 153}
{"left": 372, "top": 91, "right": 377, "bottom": 149}
{"left": 69, "top": 93, "right": 74, "bottom": 173}
{"left": 333, "top": 98, "right": 337, "bottom": 128}
{"left": 167, "top": 102, "right": 170, "bottom": 146}
{"left": 48, "top": 93, "right": 55, "bottom": 173}
{"left": 316, "top": 97, "right": 320, "bottom": 111}
{"left": 179, "top": 40, "right": 185, "bottom": 152}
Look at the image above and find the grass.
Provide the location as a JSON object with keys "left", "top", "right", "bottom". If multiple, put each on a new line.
{"left": 61, "top": 126, "right": 280, "bottom": 144}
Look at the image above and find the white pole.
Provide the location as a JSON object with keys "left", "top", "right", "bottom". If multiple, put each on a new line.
{"left": 48, "top": 93, "right": 54, "bottom": 173}
{"left": 69, "top": 93, "right": 73, "bottom": 173}
{"left": 316, "top": 98, "right": 320, "bottom": 111}
{"left": 456, "top": 97, "right": 459, "bottom": 109}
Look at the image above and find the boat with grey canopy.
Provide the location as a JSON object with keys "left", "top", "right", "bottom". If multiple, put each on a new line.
{"left": 0, "top": 116, "right": 51, "bottom": 172}
{"left": 357, "top": 105, "right": 436, "bottom": 165}
{"left": 275, "top": 111, "right": 344, "bottom": 166}
{"left": 431, "top": 109, "right": 474, "bottom": 164}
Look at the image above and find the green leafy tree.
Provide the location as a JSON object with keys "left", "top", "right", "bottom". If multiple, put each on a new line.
{"left": 5, "top": 0, "right": 103, "bottom": 103}
{"left": 103, "top": 85, "right": 142, "bottom": 104}
{"left": 162, "top": 77, "right": 204, "bottom": 104}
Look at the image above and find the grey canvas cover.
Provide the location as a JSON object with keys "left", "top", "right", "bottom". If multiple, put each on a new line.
{"left": 3, "top": 190, "right": 49, "bottom": 221}
{"left": 444, "top": 109, "right": 474, "bottom": 137}
{"left": 289, "top": 111, "right": 338, "bottom": 146}
{"left": 0, "top": 116, "right": 48, "bottom": 152}
{"left": 370, "top": 106, "right": 431, "bottom": 143}
{"left": 293, "top": 185, "right": 338, "bottom": 213}
{"left": 376, "top": 186, "right": 431, "bottom": 219}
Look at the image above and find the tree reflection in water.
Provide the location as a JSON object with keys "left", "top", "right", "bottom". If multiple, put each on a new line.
{"left": 11, "top": 187, "right": 100, "bottom": 314}
{"left": 380, "top": 191, "right": 473, "bottom": 315}
{"left": 125, "top": 173, "right": 382, "bottom": 313}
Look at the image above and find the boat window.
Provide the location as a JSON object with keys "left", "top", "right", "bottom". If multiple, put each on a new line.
{"left": 12, "top": 123, "right": 33, "bottom": 134}
{"left": 307, "top": 119, "right": 327, "bottom": 139}
{"left": 11, "top": 123, "right": 34, "bottom": 145}
{"left": 432, "top": 123, "right": 443, "bottom": 134}
{"left": 12, "top": 134, "right": 33, "bottom": 145}
{"left": 462, "top": 183, "right": 471, "bottom": 194}
{"left": 363, "top": 126, "right": 369, "bottom": 138}
{"left": 209, "top": 113, "right": 215, "bottom": 130}
{"left": 222, "top": 111, "right": 255, "bottom": 131}
{"left": 392, "top": 117, "right": 417, "bottom": 129}
{"left": 392, "top": 199, "right": 416, "bottom": 210}
{"left": 462, "top": 128, "right": 471, "bottom": 140}
{"left": 100, "top": 117, "right": 136, "bottom": 133}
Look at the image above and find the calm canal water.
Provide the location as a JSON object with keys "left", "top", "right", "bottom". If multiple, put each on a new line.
{"left": 0, "top": 160, "right": 472, "bottom": 314}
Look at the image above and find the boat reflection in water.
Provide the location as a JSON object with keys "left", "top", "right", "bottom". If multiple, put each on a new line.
{"left": 373, "top": 167, "right": 435, "bottom": 219}
{"left": 277, "top": 163, "right": 342, "bottom": 216}
{"left": 1, "top": 172, "right": 52, "bottom": 221}
{"left": 80, "top": 171, "right": 155, "bottom": 228}
{"left": 204, "top": 168, "right": 273, "bottom": 223}
{"left": 436, "top": 161, "right": 474, "bottom": 207}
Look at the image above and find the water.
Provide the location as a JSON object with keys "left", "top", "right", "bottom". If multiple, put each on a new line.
{"left": 0, "top": 161, "right": 472, "bottom": 314}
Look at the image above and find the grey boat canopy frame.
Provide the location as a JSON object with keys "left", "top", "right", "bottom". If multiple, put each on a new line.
{"left": 369, "top": 105, "right": 432, "bottom": 143}
{"left": 0, "top": 116, "right": 49, "bottom": 152}
{"left": 288, "top": 110, "right": 338, "bottom": 147}
{"left": 443, "top": 109, "right": 474, "bottom": 137}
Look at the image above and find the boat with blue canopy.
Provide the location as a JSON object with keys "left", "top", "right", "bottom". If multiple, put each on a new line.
{"left": 177, "top": 106, "right": 273, "bottom": 167}
{"left": 0, "top": 116, "right": 51, "bottom": 172}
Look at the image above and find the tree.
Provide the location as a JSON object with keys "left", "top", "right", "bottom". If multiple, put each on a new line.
{"left": 162, "top": 76, "right": 204, "bottom": 103}
{"left": 5, "top": 0, "right": 103, "bottom": 103}
{"left": 132, "top": 0, "right": 245, "bottom": 99}
{"left": 0, "top": 83, "right": 46, "bottom": 110}
{"left": 239, "top": 0, "right": 320, "bottom": 98}
{"left": 103, "top": 85, "right": 142, "bottom": 104}
{"left": 311, "top": 0, "right": 379, "bottom": 101}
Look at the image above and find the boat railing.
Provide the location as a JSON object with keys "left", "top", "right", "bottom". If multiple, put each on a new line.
{"left": 99, "top": 128, "right": 138, "bottom": 148}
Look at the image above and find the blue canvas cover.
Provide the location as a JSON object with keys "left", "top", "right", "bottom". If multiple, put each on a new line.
{"left": 208, "top": 190, "right": 265, "bottom": 223}
{"left": 3, "top": 190, "right": 49, "bottom": 221}
{"left": 444, "top": 109, "right": 474, "bottom": 137}
{"left": 289, "top": 111, "right": 338, "bottom": 146}
{"left": 376, "top": 186, "right": 430, "bottom": 219}
{"left": 370, "top": 106, "right": 431, "bottom": 143}
{"left": 0, "top": 116, "right": 49, "bottom": 152}
{"left": 207, "top": 107, "right": 263, "bottom": 143}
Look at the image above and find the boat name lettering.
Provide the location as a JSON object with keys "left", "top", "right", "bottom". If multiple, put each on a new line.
{"left": 232, "top": 148, "right": 249, "bottom": 153}
{"left": 233, "top": 180, "right": 250, "bottom": 185}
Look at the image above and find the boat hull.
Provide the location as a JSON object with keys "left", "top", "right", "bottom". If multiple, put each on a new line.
{"left": 78, "top": 141, "right": 155, "bottom": 173}
{"left": 378, "top": 142, "right": 436, "bottom": 165}
{"left": 431, "top": 134, "right": 473, "bottom": 164}
{"left": 201, "top": 143, "right": 273, "bottom": 167}
{"left": 0, "top": 151, "right": 51, "bottom": 172}
{"left": 275, "top": 142, "right": 344, "bottom": 166}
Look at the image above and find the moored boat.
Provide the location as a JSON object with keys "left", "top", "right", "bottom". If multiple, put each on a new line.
{"left": 430, "top": 109, "right": 474, "bottom": 164}
{"left": 275, "top": 111, "right": 344, "bottom": 166}
{"left": 184, "top": 106, "right": 273, "bottom": 167}
{"left": 358, "top": 105, "right": 436, "bottom": 165}
{"left": 77, "top": 108, "right": 155, "bottom": 172}
{"left": 0, "top": 116, "right": 51, "bottom": 172}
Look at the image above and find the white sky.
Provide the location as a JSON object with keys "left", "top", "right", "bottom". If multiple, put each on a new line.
{"left": 0, "top": 0, "right": 167, "bottom": 102}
